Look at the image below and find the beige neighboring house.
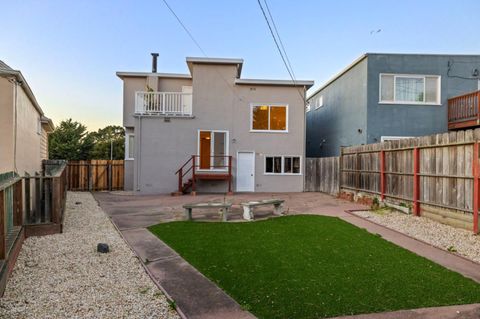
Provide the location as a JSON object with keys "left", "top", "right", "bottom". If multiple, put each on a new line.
{"left": 0, "top": 61, "right": 54, "bottom": 176}
{"left": 117, "top": 54, "right": 313, "bottom": 195}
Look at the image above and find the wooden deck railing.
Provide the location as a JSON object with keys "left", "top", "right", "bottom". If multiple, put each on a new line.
{"left": 23, "top": 161, "right": 68, "bottom": 236}
{"left": 0, "top": 174, "right": 23, "bottom": 260}
{"left": 448, "top": 91, "right": 480, "bottom": 129}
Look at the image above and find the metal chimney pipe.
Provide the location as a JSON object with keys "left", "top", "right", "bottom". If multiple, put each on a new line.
{"left": 151, "top": 53, "right": 159, "bottom": 73}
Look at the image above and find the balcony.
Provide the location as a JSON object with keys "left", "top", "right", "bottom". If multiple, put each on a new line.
{"left": 448, "top": 91, "right": 480, "bottom": 130}
{"left": 135, "top": 91, "right": 193, "bottom": 116}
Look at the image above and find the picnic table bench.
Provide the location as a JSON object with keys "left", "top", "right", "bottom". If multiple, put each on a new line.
{"left": 183, "top": 202, "right": 232, "bottom": 222}
{"left": 240, "top": 199, "right": 285, "bottom": 221}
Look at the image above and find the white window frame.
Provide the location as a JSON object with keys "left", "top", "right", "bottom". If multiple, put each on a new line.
{"left": 315, "top": 95, "right": 324, "bottom": 109}
{"left": 250, "top": 103, "right": 289, "bottom": 133}
{"left": 306, "top": 102, "right": 311, "bottom": 112}
{"left": 264, "top": 155, "right": 302, "bottom": 176}
{"left": 196, "top": 129, "right": 229, "bottom": 172}
{"left": 379, "top": 73, "right": 441, "bottom": 105}
{"left": 125, "top": 133, "right": 135, "bottom": 160}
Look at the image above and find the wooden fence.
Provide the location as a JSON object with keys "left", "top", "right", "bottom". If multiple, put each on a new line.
{"left": 305, "top": 157, "right": 340, "bottom": 194}
{"left": 23, "top": 161, "right": 68, "bottom": 236}
{"left": 0, "top": 163, "right": 68, "bottom": 295}
{"left": 0, "top": 174, "right": 23, "bottom": 260}
{"left": 340, "top": 130, "right": 480, "bottom": 233}
{"left": 67, "top": 160, "right": 124, "bottom": 191}
{"left": 305, "top": 129, "right": 480, "bottom": 233}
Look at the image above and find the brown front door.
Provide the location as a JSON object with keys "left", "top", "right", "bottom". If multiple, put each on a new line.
{"left": 199, "top": 131, "right": 211, "bottom": 169}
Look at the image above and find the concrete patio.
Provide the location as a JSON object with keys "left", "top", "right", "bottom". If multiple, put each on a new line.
{"left": 93, "top": 191, "right": 480, "bottom": 319}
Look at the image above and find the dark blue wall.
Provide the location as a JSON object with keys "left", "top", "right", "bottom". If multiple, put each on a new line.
{"left": 306, "top": 53, "right": 480, "bottom": 157}
{"left": 366, "top": 54, "right": 480, "bottom": 144}
{"left": 306, "top": 58, "right": 368, "bottom": 157}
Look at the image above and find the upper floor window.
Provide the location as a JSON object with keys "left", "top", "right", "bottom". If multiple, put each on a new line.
{"left": 380, "top": 74, "right": 441, "bottom": 105}
{"left": 315, "top": 95, "right": 324, "bottom": 109}
{"left": 251, "top": 104, "right": 288, "bottom": 132}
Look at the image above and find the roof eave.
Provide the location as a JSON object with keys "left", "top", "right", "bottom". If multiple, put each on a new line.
{"left": 307, "top": 53, "right": 368, "bottom": 99}
{"left": 0, "top": 69, "right": 45, "bottom": 116}
{"left": 116, "top": 71, "right": 191, "bottom": 79}
{"left": 41, "top": 116, "right": 55, "bottom": 131}
{"left": 235, "top": 78, "right": 314, "bottom": 89}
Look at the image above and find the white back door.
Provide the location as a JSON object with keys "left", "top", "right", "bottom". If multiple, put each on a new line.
{"left": 236, "top": 151, "right": 255, "bottom": 192}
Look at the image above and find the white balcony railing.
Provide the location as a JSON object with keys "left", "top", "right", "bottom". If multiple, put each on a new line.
{"left": 135, "top": 91, "right": 193, "bottom": 116}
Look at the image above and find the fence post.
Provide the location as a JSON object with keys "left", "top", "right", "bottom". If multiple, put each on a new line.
{"left": 473, "top": 143, "right": 479, "bottom": 233}
{"left": 0, "top": 190, "right": 5, "bottom": 259}
{"left": 51, "top": 177, "right": 60, "bottom": 224}
{"left": 13, "top": 180, "right": 23, "bottom": 227}
{"left": 88, "top": 163, "right": 93, "bottom": 191}
{"left": 380, "top": 150, "right": 385, "bottom": 201}
{"left": 339, "top": 147, "right": 343, "bottom": 192}
{"left": 355, "top": 152, "right": 360, "bottom": 191}
{"left": 24, "top": 176, "right": 31, "bottom": 223}
{"left": 108, "top": 161, "right": 112, "bottom": 191}
{"left": 413, "top": 147, "right": 420, "bottom": 216}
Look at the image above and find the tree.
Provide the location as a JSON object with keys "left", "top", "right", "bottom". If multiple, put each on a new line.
{"left": 48, "top": 119, "right": 94, "bottom": 160}
{"left": 88, "top": 125, "right": 125, "bottom": 160}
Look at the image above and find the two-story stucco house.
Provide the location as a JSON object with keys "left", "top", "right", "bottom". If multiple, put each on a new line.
{"left": 306, "top": 53, "right": 480, "bottom": 157}
{"left": 117, "top": 54, "right": 313, "bottom": 194}
{"left": 0, "top": 61, "right": 54, "bottom": 176}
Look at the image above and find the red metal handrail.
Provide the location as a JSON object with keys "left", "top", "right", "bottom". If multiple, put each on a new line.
{"left": 175, "top": 155, "right": 232, "bottom": 193}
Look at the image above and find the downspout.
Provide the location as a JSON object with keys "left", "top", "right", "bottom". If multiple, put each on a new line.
{"left": 136, "top": 115, "right": 143, "bottom": 192}
{"left": 8, "top": 78, "right": 19, "bottom": 174}
{"left": 302, "top": 85, "right": 307, "bottom": 192}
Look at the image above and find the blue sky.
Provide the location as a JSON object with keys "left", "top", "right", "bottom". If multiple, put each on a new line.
{"left": 2, "top": 0, "right": 479, "bottom": 130}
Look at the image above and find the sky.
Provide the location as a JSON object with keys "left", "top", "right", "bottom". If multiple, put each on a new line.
{"left": 2, "top": 0, "right": 480, "bottom": 131}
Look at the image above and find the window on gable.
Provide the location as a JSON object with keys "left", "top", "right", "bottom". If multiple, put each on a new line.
{"left": 315, "top": 95, "right": 323, "bottom": 109}
{"left": 251, "top": 104, "right": 288, "bottom": 132}
{"left": 380, "top": 74, "right": 440, "bottom": 104}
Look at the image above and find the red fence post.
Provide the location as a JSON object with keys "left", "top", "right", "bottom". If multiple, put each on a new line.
{"left": 380, "top": 150, "right": 385, "bottom": 201}
{"left": 473, "top": 143, "right": 479, "bottom": 233}
{"left": 413, "top": 147, "right": 420, "bottom": 216}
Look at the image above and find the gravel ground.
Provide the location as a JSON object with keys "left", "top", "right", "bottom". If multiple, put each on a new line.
{"left": 354, "top": 209, "right": 480, "bottom": 263}
{"left": 0, "top": 192, "right": 180, "bottom": 319}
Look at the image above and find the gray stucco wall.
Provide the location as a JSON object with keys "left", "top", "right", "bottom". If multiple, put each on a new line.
{"left": 366, "top": 54, "right": 480, "bottom": 143}
{"left": 127, "top": 63, "right": 306, "bottom": 194}
{"left": 306, "top": 58, "right": 368, "bottom": 157}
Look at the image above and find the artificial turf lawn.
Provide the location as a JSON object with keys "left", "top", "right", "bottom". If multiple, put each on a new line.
{"left": 148, "top": 215, "right": 480, "bottom": 318}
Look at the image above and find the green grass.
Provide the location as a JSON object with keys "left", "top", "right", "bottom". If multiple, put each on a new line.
{"left": 148, "top": 215, "right": 480, "bottom": 318}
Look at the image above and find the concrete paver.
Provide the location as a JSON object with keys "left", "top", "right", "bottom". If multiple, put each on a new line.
{"left": 94, "top": 191, "right": 480, "bottom": 319}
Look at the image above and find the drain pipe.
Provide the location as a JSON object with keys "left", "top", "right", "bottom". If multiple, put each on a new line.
{"left": 136, "top": 115, "right": 143, "bottom": 192}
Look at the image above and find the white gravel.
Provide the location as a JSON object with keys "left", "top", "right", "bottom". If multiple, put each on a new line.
{"left": 0, "top": 192, "right": 180, "bottom": 319}
{"left": 354, "top": 209, "right": 480, "bottom": 263}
